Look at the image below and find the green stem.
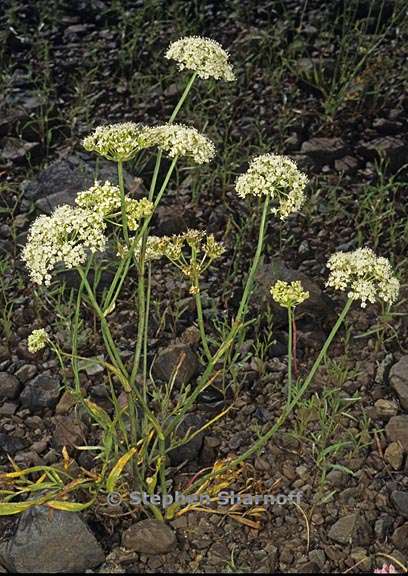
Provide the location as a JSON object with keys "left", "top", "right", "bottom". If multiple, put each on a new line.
{"left": 186, "top": 297, "right": 354, "bottom": 493}
{"left": 169, "top": 72, "right": 197, "bottom": 123}
{"left": 195, "top": 286, "right": 212, "bottom": 362}
{"left": 287, "top": 306, "right": 293, "bottom": 408}
{"left": 236, "top": 194, "right": 270, "bottom": 323}
{"left": 117, "top": 160, "right": 129, "bottom": 244}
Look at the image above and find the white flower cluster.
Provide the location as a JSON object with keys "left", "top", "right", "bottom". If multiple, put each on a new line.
{"left": 235, "top": 154, "right": 308, "bottom": 219}
{"left": 83, "top": 122, "right": 150, "bottom": 161}
{"left": 27, "top": 328, "right": 48, "bottom": 353}
{"left": 166, "top": 36, "right": 235, "bottom": 81}
{"left": 22, "top": 205, "right": 106, "bottom": 286}
{"left": 76, "top": 181, "right": 154, "bottom": 231}
{"left": 118, "top": 236, "right": 163, "bottom": 262}
{"left": 146, "top": 124, "right": 215, "bottom": 164}
{"left": 270, "top": 280, "right": 310, "bottom": 309}
{"left": 326, "top": 248, "right": 399, "bottom": 308}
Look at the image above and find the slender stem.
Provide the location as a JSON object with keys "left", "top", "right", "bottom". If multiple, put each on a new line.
{"left": 159, "top": 437, "right": 167, "bottom": 499}
{"left": 192, "top": 248, "right": 211, "bottom": 362}
{"left": 167, "top": 195, "right": 271, "bottom": 432}
{"left": 143, "top": 264, "right": 151, "bottom": 390}
{"left": 292, "top": 313, "right": 298, "bottom": 376}
{"left": 169, "top": 72, "right": 197, "bottom": 123}
{"left": 117, "top": 160, "right": 129, "bottom": 244}
{"left": 129, "top": 157, "right": 178, "bottom": 388}
{"left": 186, "top": 298, "right": 354, "bottom": 493}
{"left": 236, "top": 194, "right": 270, "bottom": 323}
{"left": 287, "top": 306, "right": 293, "bottom": 408}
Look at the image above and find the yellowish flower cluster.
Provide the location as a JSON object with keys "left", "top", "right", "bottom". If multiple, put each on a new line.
{"left": 83, "top": 122, "right": 150, "bottom": 161}
{"left": 27, "top": 328, "right": 48, "bottom": 353}
{"left": 76, "top": 181, "right": 153, "bottom": 231}
{"left": 270, "top": 280, "right": 310, "bottom": 308}
{"left": 22, "top": 206, "right": 106, "bottom": 285}
{"left": 165, "top": 36, "right": 235, "bottom": 81}
{"left": 146, "top": 124, "right": 215, "bottom": 164}
{"left": 235, "top": 154, "right": 308, "bottom": 219}
{"left": 118, "top": 236, "right": 163, "bottom": 262}
{"left": 326, "top": 248, "right": 399, "bottom": 308}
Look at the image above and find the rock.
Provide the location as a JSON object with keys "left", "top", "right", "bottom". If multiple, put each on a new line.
{"left": 122, "top": 519, "right": 176, "bottom": 554}
{"left": 0, "top": 372, "right": 21, "bottom": 399}
{"left": 20, "top": 371, "right": 60, "bottom": 412}
{"left": 0, "top": 402, "right": 17, "bottom": 416}
{"left": 0, "top": 137, "right": 40, "bottom": 164}
{"left": 152, "top": 343, "right": 199, "bottom": 386}
{"left": 375, "top": 399, "right": 399, "bottom": 418}
{"left": 392, "top": 523, "right": 408, "bottom": 551}
{"left": 326, "top": 469, "right": 346, "bottom": 488}
{"left": 391, "top": 491, "right": 408, "bottom": 518}
{"left": 155, "top": 205, "right": 189, "bottom": 235}
{"left": 390, "top": 356, "right": 408, "bottom": 410}
{"left": 373, "top": 117, "right": 403, "bottom": 135}
{"left": 255, "top": 259, "right": 334, "bottom": 325}
{"left": 0, "top": 506, "right": 104, "bottom": 572}
{"left": 385, "top": 442, "right": 404, "bottom": 470}
{"left": 309, "top": 549, "right": 326, "bottom": 570}
{"left": 301, "top": 137, "right": 347, "bottom": 163}
{"left": 52, "top": 415, "right": 85, "bottom": 449}
{"left": 328, "top": 513, "right": 372, "bottom": 545}
{"left": 0, "top": 432, "right": 28, "bottom": 455}
{"left": 375, "top": 515, "right": 394, "bottom": 540}
{"left": 334, "top": 155, "right": 359, "bottom": 174}
{"left": 358, "top": 136, "right": 408, "bottom": 172}
{"left": 55, "top": 390, "right": 77, "bottom": 414}
{"left": 168, "top": 412, "right": 205, "bottom": 466}
{"left": 14, "top": 364, "right": 37, "bottom": 383}
{"left": 21, "top": 154, "right": 133, "bottom": 214}
{"left": 386, "top": 416, "right": 408, "bottom": 451}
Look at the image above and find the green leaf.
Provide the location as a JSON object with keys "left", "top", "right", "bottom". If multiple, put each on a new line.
{"left": 106, "top": 447, "right": 137, "bottom": 492}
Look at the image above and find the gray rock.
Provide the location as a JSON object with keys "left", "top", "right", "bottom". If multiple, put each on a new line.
{"left": 152, "top": 343, "right": 199, "bottom": 386}
{"left": 390, "top": 356, "right": 408, "bottom": 410}
{"left": 334, "top": 155, "right": 359, "bottom": 174}
{"left": 52, "top": 415, "right": 85, "bottom": 449}
{"left": 122, "top": 519, "right": 176, "bottom": 554}
{"left": 0, "top": 433, "right": 28, "bottom": 455}
{"left": 168, "top": 412, "right": 205, "bottom": 466}
{"left": 386, "top": 416, "right": 408, "bottom": 452}
{"left": 14, "top": 364, "right": 37, "bottom": 383}
{"left": 0, "top": 138, "right": 40, "bottom": 164}
{"left": 21, "top": 154, "right": 133, "bottom": 214}
{"left": 328, "top": 513, "right": 372, "bottom": 545}
{"left": 255, "top": 258, "right": 334, "bottom": 325}
{"left": 20, "top": 371, "right": 60, "bottom": 412}
{"left": 0, "top": 372, "right": 21, "bottom": 399}
{"left": 391, "top": 491, "right": 408, "bottom": 518}
{"left": 392, "top": 523, "right": 408, "bottom": 551}
{"left": 385, "top": 442, "right": 404, "bottom": 470}
{"left": 375, "top": 398, "right": 399, "bottom": 418}
{"left": 358, "top": 136, "right": 408, "bottom": 171}
{"left": 0, "top": 506, "right": 104, "bottom": 572}
{"left": 301, "top": 137, "right": 347, "bottom": 163}
{"left": 375, "top": 515, "right": 394, "bottom": 540}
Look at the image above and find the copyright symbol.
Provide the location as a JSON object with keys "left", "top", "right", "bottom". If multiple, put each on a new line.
{"left": 107, "top": 492, "right": 122, "bottom": 506}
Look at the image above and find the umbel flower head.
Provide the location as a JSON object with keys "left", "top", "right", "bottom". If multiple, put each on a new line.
{"left": 83, "top": 122, "right": 151, "bottom": 162}
{"left": 166, "top": 36, "right": 235, "bottom": 81}
{"left": 22, "top": 205, "right": 106, "bottom": 286}
{"left": 146, "top": 124, "right": 215, "bottom": 164}
{"left": 271, "top": 280, "right": 310, "bottom": 308}
{"left": 235, "top": 154, "right": 308, "bottom": 219}
{"left": 28, "top": 328, "right": 48, "bottom": 353}
{"left": 326, "top": 248, "right": 399, "bottom": 308}
{"left": 76, "top": 181, "right": 153, "bottom": 230}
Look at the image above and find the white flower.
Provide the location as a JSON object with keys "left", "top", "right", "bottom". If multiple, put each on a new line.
{"left": 145, "top": 124, "right": 215, "bottom": 164}
{"left": 235, "top": 154, "right": 308, "bottom": 219}
{"left": 270, "top": 280, "right": 310, "bottom": 308}
{"left": 28, "top": 328, "right": 48, "bottom": 353}
{"left": 83, "top": 123, "right": 151, "bottom": 161}
{"left": 76, "top": 181, "right": 153, "bottom": 231}
{"left": 166, "top": 36, "right": 235, "bottom": 81}
{"left": 326, "top": 248, "right": 399, "bottom": 307}
{"left": 22, "top": 205, "right": 106, "bottom": 286}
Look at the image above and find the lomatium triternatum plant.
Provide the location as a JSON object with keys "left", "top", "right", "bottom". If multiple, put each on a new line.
{"left": 3, "top": 36, "right": 399, "bottom": 519}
